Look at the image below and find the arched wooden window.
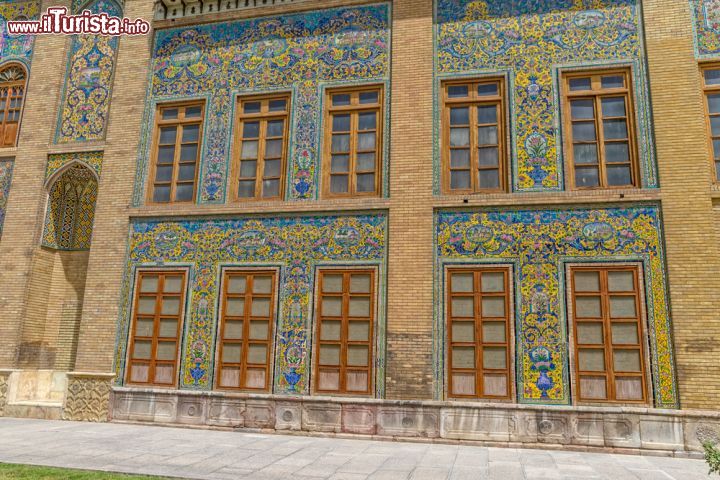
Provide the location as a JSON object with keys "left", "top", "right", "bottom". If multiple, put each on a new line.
{"left": 0, "top": 64, "right": 27, "bottom": 147}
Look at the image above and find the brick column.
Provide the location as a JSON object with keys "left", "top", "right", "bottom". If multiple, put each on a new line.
{"left": 643, "top": 1, "right": 720, "bottom": 409}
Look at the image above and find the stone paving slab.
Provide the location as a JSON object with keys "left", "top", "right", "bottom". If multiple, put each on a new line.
{"left": 0, "top": 418, "right": 713, "bottom": 479}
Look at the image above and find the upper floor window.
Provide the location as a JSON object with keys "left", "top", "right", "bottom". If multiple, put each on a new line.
{"left": 323, "top": 86, "right": 383, "bottom": 198}
{"left": 233, "top": 94, "right": 290, "bottom": 200}
{"left": 442, "top": 79, "right": 507, "bottom": 194}
{"left": 702, "top": 65, "right": 720, "bottom": 181}
{"left": 562, "top": 70, "right": 638, "bottom": 189}
{"left": 0, "top": 64, "right": 27, "bottom": 148}
{"left": 149, "top": 102, "right": 204, "bottom": 204}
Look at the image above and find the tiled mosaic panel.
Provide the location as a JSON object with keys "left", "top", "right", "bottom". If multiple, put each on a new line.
{"left": 691, "top": 0, "right": 720, "bottom": 57}
{"left": 436, "top": 205, "right": 677, "bottom": 407}
{"left": 0, "top": 158, "right": 12, "bottom": 237}
{"left": 46, "top": 151, "right": 103, "bottom": 182}
{"left": 117, "top": 214, "right": 387, "bottom": 393}
{"left": 55, "top": 0, "right": 121, "bottom": 143}
{"left": 435, "top": 0, "right": 655, "bottom": 192}
{"left": 136, "top": 4, "right": 390, "bottom": 204}
{"left": 0, "top": 0, "right": 38, "bottom": 64}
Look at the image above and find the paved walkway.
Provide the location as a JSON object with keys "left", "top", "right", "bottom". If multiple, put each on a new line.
{"left": 0, "top": 418, "right": 713, "bottom": 480}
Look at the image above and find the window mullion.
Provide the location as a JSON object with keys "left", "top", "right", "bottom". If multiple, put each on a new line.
{"left": 350, "top": 111, "right": 359, "bottom": 195}
{"left": 257, "top": 119, "right": 267, "bottom": 198}
{"left": 594, "top": 95, "right": 607, "bottom": 188}
{"left": 470, "top": 102, "right": 479, "bottom": 192}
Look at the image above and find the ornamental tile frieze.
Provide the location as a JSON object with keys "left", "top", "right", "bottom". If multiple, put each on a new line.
{"left": 691, "top": 0, "right": 720, "bottom": 57}
{"left": 0, "top": 158, "right": 12, "bottom": 237}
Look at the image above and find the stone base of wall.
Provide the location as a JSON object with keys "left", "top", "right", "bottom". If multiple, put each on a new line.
{"left": 62, "top": 373, "right": 115, "bottom": 422}
{"left": 111, "top": 387, "right": 720, "bottom": 457}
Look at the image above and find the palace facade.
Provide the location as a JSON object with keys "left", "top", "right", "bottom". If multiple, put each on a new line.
{"left": 1, "top": 0, "right": 720, "bottom": 453}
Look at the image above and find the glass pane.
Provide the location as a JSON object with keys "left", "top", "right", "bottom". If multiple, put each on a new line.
{"left": 243, "top": 121, "right": 259, "bottom": 138}
{"left": 615, "top": 377, "right": 644, "bottom": 400}
{"left": 479, "top": 170, "right": 500, "bottom": 190}
{"left": 601, "top": 75, "right": 624, "bottom": 89}
{"left": 574, "top": 271, "right": 599, "bottom": 292}
{"left": 224, "top": 320, "right": 243, "bottom": 340}
{"left": 222, "top": 344, "right": 242, "bottom": 363}
{"left": 481, "top": 272, "right": 504, "bottom": 293}
{"left": 606, "top": 142, "right": 630, "bottom": 163}
{"left": 178, "top": 164, "right": 196, "bottom": 182}
{"left": 603, "top": 119, "right": 628, "bottom": 140}
{"left": 318, "top": 370, "right": 340, "bottom": 391}
{"left": 571, "top": 99, "right": 594, "bottom": 120}
{"left": 323, "top": 275, "right": 343, "bottom": 293}
{"left": 451, "top": 273, "right": 473, "bottom": 293}
{"left": 359, "top": 112, "right": 377, "bottom": 130}
{"left": 130, "top": 364, "right": 149, "bottom": 383}
{"left": 580, "top": 376, "right": 607, "bottom": 399}
{"left": 709, "top": 94, "right": 720, "bottom": 114}
{"left": 265, "top": 139, "right": 282, "bottom": 158}
{"left": 569, "top": 78, "right": 591, "bottom": 91}
{"left": 357, "top": 153, "right": 375, "bottom": 171}
{"left": 264, "top": 159, "right": 281, "bottom": 178}
{"left": 175, "top": 184, "right": 194, "bottom": 202}
{"left": 607, "top": 165, "right": 632, "bottom": 186}
{"left": 612, "top": 323, "right": 639, "bottom": 345}
{"left": 450, "top": 107, "right": 469, "bottom": 125}
{"left": 358, "top": 132, "right": 376, "bottom": 151}
{"left": 349, "top": 321, "right": 370, "bottom": 341}
{"left": 250, "top": 320, "right": 270, "bottom": 340}
{"left": 322, "top": 297, "right": 342, "bottom": 317}
{"left": 158, "top": 146, "right": 175, "bottom": 164}
{"left": 483, "top": 374, "right": 507, "bottom": 397}
{"left": 613, "top": 349, "right": 641, "bottom": 372}
{"left": 452, "top": 322, "right": 474, "bottom": 342}
{"left": 346, "top": 371, "right": 368, "bottom": 391}
{"left": 244, "top": 102, "right": 261, "bottom": 114}
{"left": 133, "top": 340, "right": 151, "bottom": 360}
{"left": 267, "top": 119, "right": 284, "bottom": 137}
{"left": 153, "top": 186, "right": 170, "bottom": 203}
{"left": 608, "top": 271, "right": 634, "bottom": 292}
{"left": 452, "top": 373, "right": 475, "bottom": 396}
{"left": 159, "top": 318, "right": 177, "bottom": 337}
{"left": 705, "top": 69, "right": 720, "bottom": 85}
{"left": 478, "top": 83, "right": 498, "bottom": 96}
{"left": 450, "top": 171, "right": 471, "bottom": 189}
{"left": 575, "top": 167, "right": 599, "bottom": 188}
{"left": 247, "top": 344, "right": 267, "bottom": 364}
{"left": 321, "top": 320, "right": 341, "bottom": 341}
{"left": 333, "top": 114, "right": 350, "bottom": 132}
{"left": 141, "top": 276, "right": 159, "bottom": 293}
{"left": 320, "top": 345, "right": 340, "bottom": 365}
{"left": 253, "top": 276, "right": 272, "bottom": 294}
{"left": 349, "top": 297, "right": 371, "bottom": 317}
{"left": 185, "top": 106, "right": 202, "bottom": 118}
{"left": 180, "top": 144, "right": 197, "bottom": 162}
{"left": 482, "top": 321, "right": 506, "bottom": 343}
{"left": 578, "top": 349, "right": 605, "bottom": 372}
{"left": 357, "top": 173, "right": 375, "bottom": 192}
{"left": 572, "top": 121, "right": 596, "bottom": 141}
{"left": 447, "top": 85, "right": 468, "bottom": 98}
{"left": 269, "top": 99, "right": 286, "bottom": 111}
{"left": 483, "top": 347, "right": 507, "bottom": 369}
{"left": 452, "top": 346, "right": 475, "bottom": 368}
{"left": 251, "top": 298, "right": 270, "bottom": 317}
{"left": 219, "top": 367, "right": 240, "bottom": 388}
{"left": 136, "top": 318, "right": 153, "bottom": 337}
{"left": 157, "top": 341, "right": 176, "bottom": 361}
{"left": 159, "top": 126, "right": 176, "bottom": 144}
{"left": 240, "top": 160, "right": 257, "bottom": 178}
{"left": 226, "top": 298, "right": 245, "bottom": 317}
{"left": 182, "top": 124, "right": 199, "bottom": 142}
{"left": 451, "top": 297, "right": 474, "bottom": 317}
{"left": 477, "top": 105, "right": 497, "bottom": 124}
{"left": 610, "top": 296, "right": 636, "bottom": 318}
{"left": 331, "top": 155, "right": 349, "bottom": 173}
{"left": 482, "top": 297, "right": 505, "bottom": 317}
{"left": 577, "top": 323, "right": 603, "bottom": 345}
{"left": 450, "top": 128, "right": 470, "bottom": 147}
{"left": 162, "top": 108, "right": 178, "bottom": 120}
{"left": 241, "top": 141, "right": 258, "bottom": 160}
{"left": 350, "top": 274, "right": 371, "bottom": 293}
{"left": 711, "top": 116, "right": 720, "bottom": 136}
{"left": 238, "top": 180, "right": 255, "bottom": 198}
{"left": 601, "top": 97, "right": 626, "bottom": 117}
{"left": 161, "top": 297, "right": 180, "bottom": 316}
{"left": 332, "top": 134, "right": 350, "bottom": 152}
{"left": 450, "top": 149, "right": 470, "bottom": 168}
{"left": 332, "top": 94, "right": 351, "bottom": 106}
{"left": 478, "top": 126, "right": 498, "bottom": 145}
{"left": 359, "top": 91, "right": 378, "bottom": 104}
{"left": 245, "top": 368, "right": 266, "bottom": 389}
{"left": 227, "top": 275, "right": 246, "bottom": 294}
{"left": 137, "top": 297, "right": 156, "bottom": 315}
{"left": 347, "top": 346, "right": 369, "bottom": 366}
{"left": 576, "top": 296, "right": 601, "bottom": 318}
{"left": 574, "top": 144, "right": 598, "bottom": 165}
{"left": 331, "top": 175, "right": 349, "bottom": 193}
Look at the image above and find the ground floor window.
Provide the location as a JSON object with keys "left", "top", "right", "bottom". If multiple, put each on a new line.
{"left": 127, "top": 270, "right": 187, "bottom": 387}
{"left": 569, "top": 266, "right": 648, "bottom": 404}
{"left": 446, "top": 267, "right": 513, "bottom": 400}
{"left": 314, "top": 269, "right": 375, "bottom": 395}
{"left": 216, "top": 269, "right": 277, "bottom": 391}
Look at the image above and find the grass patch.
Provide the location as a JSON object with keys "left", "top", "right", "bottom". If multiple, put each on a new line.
{"left": 0, "top": 463, "right": 174, "bottom": 480}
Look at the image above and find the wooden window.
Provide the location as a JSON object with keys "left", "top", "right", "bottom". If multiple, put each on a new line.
{"left": 447, "top": 267, "right": 512, "bottom": 399}
{"left": 216, "top": 270, "right": 277, "bottom": 391}
{"left": 702, "top": 65, "right": 720, "bottom": 181}
{"left": 0, "top": 64, "right": 27, "bottom": 147}
{"left": 562, "top": 70, "right": 638, "bottom": 189}
{"left": 127, "top": 270, "right": 186, "bottom": 387}
{"left": 569, "top": 266, "right": 647, "bottom": 404}
{"left": 149, "top": 103, "right": 204, "bottom": 204}
{"left": 233, "top": 95, "right": 290, "bottom": 200}
{"left": 314, "top": 269, "right": 375, "bottom": 395}
{"left": 442, "top": 79, "right": 507, "bottom": 194}
{"left": 323, "top": 86, "right": 383, "bottom": 197}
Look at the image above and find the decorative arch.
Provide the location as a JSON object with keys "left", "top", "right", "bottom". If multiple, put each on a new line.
{"left": 42, "top": 163, "right": 98, "bottom": 250}
{"left": 0, "top": 62, "right": 27, "bottom": 147}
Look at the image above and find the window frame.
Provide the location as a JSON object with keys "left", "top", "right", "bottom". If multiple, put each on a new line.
{"left": 214, "top": 268, "right": 279, "bottom": 392}
{"left": 126, "top": 269, "right": 187, "bottom": 389}
{"left": 700, "top": 63, "right": 720, "bottom": 183}
{"left": 0, "top": 62, "right": 27, "bottom": 148}
{"left": 230, "top": 93, "right": 291, "bottom": 202}
{"left": 312, "top": 267, "right": 377, "bottom": 397}
{"left": 567, "top": 264, "right": 650, "bottom": 406}
{"left": 561, "top": 68, "right": 639, "bottom": 190}
{"left": 147, "top": 101, "right": 205, "bottom": 205}
{"left": 445, "top": 266, "right": 514, "bottom": 401}
{"left": 322, "top": 84, "right": 384, "bottom": 198}
{"left": 441, "top": 78, "right": 508, "bottom": 194}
